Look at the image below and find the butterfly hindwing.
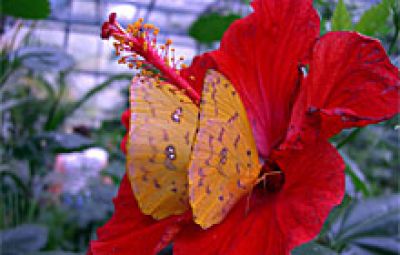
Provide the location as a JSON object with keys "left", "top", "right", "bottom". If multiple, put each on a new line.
{"left": 189, "top": 70, "right": 262, "bottom": 229}
{"left": 127, "top": 76, "right": 198, "bottom": 219}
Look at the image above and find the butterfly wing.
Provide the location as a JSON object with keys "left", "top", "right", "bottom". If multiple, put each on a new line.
{"left": 127, "top": 76, "right": 198, "bottom": 220}
{"left": 189, "top": 70, "right": 262, "bottom": 229}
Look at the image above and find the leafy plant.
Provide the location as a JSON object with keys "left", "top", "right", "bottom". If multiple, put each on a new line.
{"left": 188, "top": 13, "right": 241, "bottom": 45}
{"left": 354, "top": 0, "right": 394, "bottom": 36}
{"left": 294, "top": 195, "right": 400, "bottom": 255}
{"left": 330, "top": 195, "right": 400, "bottom": 254}
{"left": 0, "top": 224, "right": 49, "bottom": 254}
{"left": 0, "top": 20, "right": 130, "bottom": 254}
{"left": 0, "top": 0, "right": 51, "bottom": 20}
{"left": 331, "top": 0, "right": 352, "bottom": 31}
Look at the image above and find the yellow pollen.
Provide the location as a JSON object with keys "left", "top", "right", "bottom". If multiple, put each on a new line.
{"left": 166, "top": 39, "right": 172, "bottom": 45}
{"left": 118, "top": 57, "right": 126, "bottom": 64}
{"left": 133, "top": 22, "right": 141, "bottom": 30}
{"left": 127, "top": 24, "right": 135, "bottom": 32}
{"left": 189, "top": 75, "right": 195, "bottom": 80}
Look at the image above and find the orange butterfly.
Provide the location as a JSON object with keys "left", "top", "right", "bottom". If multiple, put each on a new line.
{"left": 188, "top": 70, "right": 262, "bottom": 229}
{"left": 126, "top": 70, "right": 262, "bottom": 228}
{"left": 126, "top": 76, "right": 198, "bottom": 220}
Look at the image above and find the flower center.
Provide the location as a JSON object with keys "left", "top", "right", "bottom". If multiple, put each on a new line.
{"left": 257, "top": 160, "right": 285, "bottom": 193}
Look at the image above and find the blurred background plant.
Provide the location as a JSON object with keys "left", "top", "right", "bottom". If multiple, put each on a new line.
{"left": 0, "top": 0, "right": 398, "bottom": 254}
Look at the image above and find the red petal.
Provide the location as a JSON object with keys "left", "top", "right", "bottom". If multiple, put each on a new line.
{"left": 273, "top": 141, "right": 345, "bottom": 250}
{"left": 209, "top": 0, "right": 319, "bottom": 157}
{"left": 120, "top": 109, "right": 130, "bottom": 153}
{"left": 287, "top": 32, "right": 399, "bottom": 143}
{"left": 174, "top": 140, "right": 344, "bottom": 255}
{"left": 90, "top": 109, "right": 189, "bottom": 254}
{"left": 89, "top": 175, "right": 183, "bottom": 255}
{"left": 120, "top": 134, "right": 128, "bottom": 154}
{"left": 121, "top": 109, "right": 130, "bottom": 129}
{"left": 180, "top": 53, "right": 217, "bottom": 95}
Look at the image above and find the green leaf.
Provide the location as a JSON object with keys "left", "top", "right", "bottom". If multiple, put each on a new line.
{"left": 46, "top": 74, "right": 131, "bottom": 130}
{"left": 0, "top": 224, "right": 48, "bottom": 253}
{"left": 1, "top": 0, "right": 50, "bottom": 20}
{"left": 16, "top": 46, "right": 74, "bottom": 72}
{"left": 341, "top": 153, "right": 371, "bottom": 197}
{"left": 355, "top": 0, "right": 393, "bottom": 36}
{"left": 346, "top": 237, "right": 400, "bottom": 254}
{"left": 329, "top": 195, "right": 400, "bottom": 253}
{"left": 0, "top": 170, "right": 30, "bottom": 195}
{"left": 292, "top": 242, "right": 338, "bottom": 255}
{"left": 331, "top": 0, "right": 353, "bottom": 31}
{"left": 189, "top": 13, "right": 241, "bottom": 44}
{"left": 35, "top": 132, "right": 94, "bottom": 152}
{"left": 336, "top": 128, "right": 363, "bottom": 149}
{"left": 65, "top": 74, "right": 132, "bottom": 119}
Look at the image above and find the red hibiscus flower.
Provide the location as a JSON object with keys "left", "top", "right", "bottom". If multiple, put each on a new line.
{"left": 89, "top": 0, "right": 399, "bottom": 254}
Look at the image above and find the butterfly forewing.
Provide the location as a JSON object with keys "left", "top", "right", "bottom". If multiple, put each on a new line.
{"left": 189, "top": 70, "right": 262, "bottom": 229}
{"left": 127, "top": 76, "right": 198, "bottom": 220}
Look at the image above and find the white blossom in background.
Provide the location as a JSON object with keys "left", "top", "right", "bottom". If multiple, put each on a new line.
{"left": 46, "top": 147, "right": 109, "bottom": 195}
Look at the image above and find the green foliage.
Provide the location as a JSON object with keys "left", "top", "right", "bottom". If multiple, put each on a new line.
{"left": 0, "top": 224, "right": 48, "bottom": 254}
{"left": 34, "top": 132, "right": 93, "bottom": 153}
{"left": 0, "top": 23, "right": 129, "bottom": 253}
{"left": 188, "top": 13, "right": 241, "bottom": 44}
{"left": 295, "top": 195, "right": 400, "bottom": 254}
{"left": 355, "top": 0, "right": 394, "bottom": 36}
{"left": 1, "top": 0, "right": 51, "bottom": 20}
{"left": 342, "top": 153, "right": 371, "bottom": 197}
{"left": 293, "top": 242, "right": 338, "bottom": 255}
{"left": 329, "top": 195, "right": 400, "bottom": 254}
{"left": 331, "top": 0, "right": 353, "bottom": 31}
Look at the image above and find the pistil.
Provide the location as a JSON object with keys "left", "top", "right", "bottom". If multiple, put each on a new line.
{"left": 101, "top": 13, "right": 200, "bottom": 103}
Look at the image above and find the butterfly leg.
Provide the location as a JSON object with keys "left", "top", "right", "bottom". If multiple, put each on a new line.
{"left": 244, "top": 170, "right": 282, "bottom": 215}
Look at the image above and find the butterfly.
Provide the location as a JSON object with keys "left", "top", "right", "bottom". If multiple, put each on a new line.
{"left": 188, "top": 70, "right": 262, "bottom": 229}
{"left": 126, "top": 76, "right": 198, "bottom": 220}
{"left": 126, "top": 70, "right": 262, "bottom": 228}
